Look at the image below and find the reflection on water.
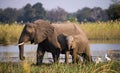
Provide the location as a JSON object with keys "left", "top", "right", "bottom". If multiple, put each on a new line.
{"left": 0, "top": 44, "right": 120, "bottom": 63}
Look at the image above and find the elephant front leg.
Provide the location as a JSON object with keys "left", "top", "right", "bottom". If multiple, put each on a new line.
{"left": 36, "top": 50, "right": 45, "bottom": 65}
{"left": 52, "top": 49, "right": 60, "bottom": 63}
{"left": 52, "top": 53, "right": 60, "bottom": 63}
{"left": 72, "top": 50, "right": 77, "bottom": 64}
{"left": 65, "top": 51, "right": 70, "bottom": 64}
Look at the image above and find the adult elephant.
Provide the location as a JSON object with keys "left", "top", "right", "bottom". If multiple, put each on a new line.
{"left": 18, "top": 20, "right": 61, "bottom": 65}
{"left": 18, "top": 20, "right": 91, "bottom": 65}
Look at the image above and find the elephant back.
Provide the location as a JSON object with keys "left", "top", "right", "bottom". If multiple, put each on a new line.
{"left": 52, "top": 22, "right": 82, "bottom": 35}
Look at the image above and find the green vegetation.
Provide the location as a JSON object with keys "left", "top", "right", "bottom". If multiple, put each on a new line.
{"left": 80, "top": 21, "right": 120, "bottom": 43}
{"left": 0, "top": 61, "right": 119, "bottom": 73}
{"left": 0, "top": 23, "right": 24, "bottom": 45}
{"left": 0, "top": 21, "right": 120, "bottom": 45}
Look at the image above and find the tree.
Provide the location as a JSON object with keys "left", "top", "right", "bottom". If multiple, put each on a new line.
{"left": 111, "top": 0, "right": 120, "bottom": 4}
{"left": 46, "top": 7, "right": 68, "bottom": 22}
{"left": 32, "top": 2, "right": 46, "bottom": 21}
{"left": 67, "top": 13, "right": 77, "bottom": 22}
{"left": 0, "top": 9, "right": 4, "bottom": 23}
{"left": 107, "top": 3, "right": 120, "bottom": 20}
{"left": 23, "top": 4, "right": 35, "bottom": 22}
{"left": 91, "top": 7, "right": 108, "bottom": 21}
{"left": 1, "top": 8, "right": 17, "bottom": 23}
{"left": 17, "top": 3, "right": 46, "bottom": 23}
{"left": 76, "top": 7, "right": 93, "bottom": 22}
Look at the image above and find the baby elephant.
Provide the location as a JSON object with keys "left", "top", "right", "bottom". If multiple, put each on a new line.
{"left": 58, "top": 33, "right": 92, "bottom": 64}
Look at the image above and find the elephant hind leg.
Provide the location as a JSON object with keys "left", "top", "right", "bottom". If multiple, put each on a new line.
{"left": 76, "top": 55, "right": 82, "bottom": 64}
{"left": 82, "top": 53, "right": 90, "bottom": 64}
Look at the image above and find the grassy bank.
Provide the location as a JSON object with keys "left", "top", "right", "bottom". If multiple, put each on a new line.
{"left": 0, "top": 21, "right": 120, "bottom": 45}
{"left": 0, "top": 23, "right": 24, "bottom": 45}
{"left": 80, "top": 21, "right": 120, "bottom": 41}
{"left": 0, "top": 61, "right": 119, "bottom": 73}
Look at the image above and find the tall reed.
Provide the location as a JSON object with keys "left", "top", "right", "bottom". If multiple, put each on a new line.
{"left": 0, "top": 23, "right": 24, "bottom": 45}
{"left": 0, "top": 21, "right": 120, "bottom": 45}
{"left": 80, "top": 21, "right": 120, "bottom": 43}
{"left": 0, "top": 61, "right": 119, "bottom": 73}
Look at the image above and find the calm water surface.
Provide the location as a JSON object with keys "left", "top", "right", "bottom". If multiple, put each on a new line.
{"left": 0, "top": 44, "right": 120, "bottom": 63}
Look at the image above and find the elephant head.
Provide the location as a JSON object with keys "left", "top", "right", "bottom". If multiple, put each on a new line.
{"left": 18, "top": 20, "right": 54, "bottom": 60}
{"left": 66, "top": 36, "right": 74, "bottom": 50}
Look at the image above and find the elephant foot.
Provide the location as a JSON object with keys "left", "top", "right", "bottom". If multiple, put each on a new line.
{"left": 36, "top": 62, "right": 42, "bottom": 66}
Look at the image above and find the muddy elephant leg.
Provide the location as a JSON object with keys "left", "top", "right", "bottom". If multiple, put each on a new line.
{"left": 72, "top": 50, "right": 77, "bottom": 64}
{"left": 52, "top": 54, "right": 60, "bottom": 63}
{"left": 76, "top": 55, "right": 82, "bottom": 64}
{"left": 36, "top": 50, "right": 45, "bottom": 65}
{"left": 36, "top": 44, "right": 45, "bottom": 65}
{"left": 65, "top": 51, "right": 70, "bottom": 64}
{"left": 82, "top": 53, "right": 91, "bottom": 64}
{"left": 86, "top": 47, "right": 93, "bottom": 63}
{"left": 52, "top": 49, "right": 60, "bottom": 63}
{"left": 82, "top": 54, "right": 93, "bottom": 64}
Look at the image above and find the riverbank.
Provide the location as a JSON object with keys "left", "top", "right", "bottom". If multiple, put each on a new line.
{"left": 0, "top": 21, "right": 120, "bottom": 45}
{"left": 0, "top": 61, "right": 119, "bottom": 73}
{"left": 80, "top": 21, "right": 120, "bottom": 41}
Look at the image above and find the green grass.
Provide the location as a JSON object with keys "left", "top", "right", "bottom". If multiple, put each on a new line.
{"left": 0, "top": 61, "right": 119, "bottom": 73}
{"left": 0, "top": 23, "right": 24, "bottom": 45}
{"left": 0, "top": 21, "right": 120, "bottom": 45}
{"left": 80, "top": 21, "right": 120, "bottom": 40}
{"left": 80, "top": 21, "right": 120, "bottom": 43}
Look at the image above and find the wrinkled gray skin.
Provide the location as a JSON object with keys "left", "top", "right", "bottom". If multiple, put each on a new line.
{"left": 58, "top": 34, "right": 92, "bottom": 64}
{"left": 18, "top": 20, "right": 91, "bottom": 65}
{"left": 18, "top": 20, "right": 61, "bottom": 65}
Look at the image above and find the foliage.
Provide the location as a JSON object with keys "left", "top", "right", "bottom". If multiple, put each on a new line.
{"left": 76, "top": 7, "right": 108, "bottom": 22}
{"left": 80, "top": 21, "right": 120, "bottom": 43}
{"left": 111, "top": 0, "right": 120, "bottom": 4}
{"left": 0, "top": 23, "right": 24, "bottom": 45}
{"left": 32, "top": 3, "right": 46, "bottom": 20}
{"left": 76, "top": 7, "right": 93, "bottom": 22}
{"left": 0, "top": 2, "right": 120, "bottom": 23}
{"left": 107, "top": 3, "right": 120, "bottom": 20}
{"left": 0, "top": 21, "right": 120, "bottom": 45}
{"left": 46, "top": 7, "right": 68, "bottom": 22}
{"left": 17, "top": 3, "right": 46, "bottom": 23}
{"left": 0, "top": 61, "right": 119, "bottom": 73}
{"left": 0, "top": 8, "right": 17, "bottom": 23}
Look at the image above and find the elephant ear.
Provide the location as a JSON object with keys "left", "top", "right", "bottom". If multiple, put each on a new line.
{"left": 33, "top": 20, "right": 54, "bottom": 44}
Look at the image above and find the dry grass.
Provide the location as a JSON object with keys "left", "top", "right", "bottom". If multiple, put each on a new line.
{"left": 0, "top": 21, "right": 120, "bottom": 45}
{"left": 80, "top": 21, "right": 120, "bottom": 40}
{"left": 0, "top": 23, "right": 24, "bottom": 45}
{"left": 0, "top": 61, "right": 119, "bottom": 73}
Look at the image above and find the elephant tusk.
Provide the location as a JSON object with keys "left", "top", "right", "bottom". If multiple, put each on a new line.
{"left": 18, "top": 42, "right": 24, "bottom": 46}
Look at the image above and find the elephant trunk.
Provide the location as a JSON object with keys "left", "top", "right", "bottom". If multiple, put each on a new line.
{"left": 18, "top": 31, "right": 29, "bottom": 61}
{"left": 18, "top": 34, "right": 25, "bottom": 61}
{"left": 18, "top": 42, "right": 25, "bottom": 61}
{"left": 68, "top": 44, "right": 71, "bottom": 50}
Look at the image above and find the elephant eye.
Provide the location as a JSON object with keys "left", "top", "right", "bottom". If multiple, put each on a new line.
{"left": 25, "top": 30, "right": 30, "bottom": 34}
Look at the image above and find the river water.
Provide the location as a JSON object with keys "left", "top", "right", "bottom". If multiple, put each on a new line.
{"left": 0, "top": 44, "right": 120, "bottom": 63}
